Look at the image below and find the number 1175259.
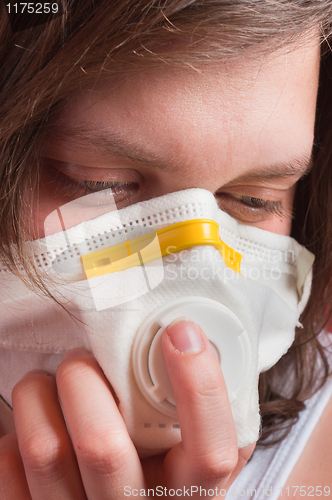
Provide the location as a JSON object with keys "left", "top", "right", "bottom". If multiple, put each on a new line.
{"left": 279, "top": 486, "right": 330, "bottom": 496}
{"left": 6, "top": 3, "right": 59, "bottom": 14}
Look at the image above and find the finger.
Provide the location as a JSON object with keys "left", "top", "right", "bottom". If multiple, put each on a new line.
{"left": 12, "top": 371, "right": 87, "bottom": 500}
{"left": 225, "top": 442, "right": 256, "bottom": 487}
{"left": 161, "top": 319, "right": 239, "bottom": 492}
{"left": 0, "top": 433, "right": 31, "bottom": 500}
{"left": 56, "top": 349, "right": 145, "bottom": 500}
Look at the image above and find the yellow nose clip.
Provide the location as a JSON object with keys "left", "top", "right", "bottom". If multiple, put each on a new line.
{"left": 81, "top": 219, "right": 242, "bottom": 279}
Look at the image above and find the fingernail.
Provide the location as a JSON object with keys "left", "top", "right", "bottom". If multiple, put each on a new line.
{"left": 21, "top": 370, "right": 55, "bottom": 385}
{"left": 23, "top": 369, "right": 53, "bottom": 378}
{"left": 62, "top": 348, "right": 92, "bottom": 361}
{"left": 165, "top": 317, "right": 203, "bottom": 354}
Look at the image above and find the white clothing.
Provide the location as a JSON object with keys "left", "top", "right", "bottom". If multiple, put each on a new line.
{"left": 226, "top": 372, "right": 332, "bottom": 499}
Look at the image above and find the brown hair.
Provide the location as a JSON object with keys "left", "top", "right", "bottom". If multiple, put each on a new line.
{"left": 1, "top": 0, "right": 332, "bottom": 445}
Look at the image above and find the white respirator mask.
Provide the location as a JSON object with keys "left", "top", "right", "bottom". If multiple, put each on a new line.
{"left": 0, "top": 188, "right": 314, "bottom": 456}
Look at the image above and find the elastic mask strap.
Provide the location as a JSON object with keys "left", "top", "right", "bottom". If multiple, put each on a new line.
{"left": 81, "top": 219, "right": 242, "bottom": 279}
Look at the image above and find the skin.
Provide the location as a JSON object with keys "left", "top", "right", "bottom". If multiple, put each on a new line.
{"left": 0, "top": 37, "right": 324, "bottom": 498}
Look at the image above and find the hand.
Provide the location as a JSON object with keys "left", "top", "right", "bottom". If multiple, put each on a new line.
{"left": 0, "top": 319, "right": 255, "bottom": 499}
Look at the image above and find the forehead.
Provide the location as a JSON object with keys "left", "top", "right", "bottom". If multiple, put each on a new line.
{"left": 53, "top": 39, "right": 320, "bottom": 181}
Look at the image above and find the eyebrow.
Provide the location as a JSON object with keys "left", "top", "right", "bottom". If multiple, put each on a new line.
{"left": 233, "top": 153, "right": 313, "bottom": 182}
{"left": 51, "top": 126, "right": 313, "bottom": 179}
{"left": 51, "top": 127, "right": 176, "bottom": 172}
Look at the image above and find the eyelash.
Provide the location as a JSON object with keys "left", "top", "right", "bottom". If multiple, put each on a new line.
{"left": 216, "top": 193, "right": 292, "bottom": 222}
{"left": 51, "top": 168, "right": 138, "bottom": 198}
{"left": 50, "top": 167, "right": 291, "bottom": 222}
{"left": 231, "top": 194, "right": 286, "bottom": 216}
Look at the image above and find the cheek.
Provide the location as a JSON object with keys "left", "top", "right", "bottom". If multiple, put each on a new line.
{"left": 24, "top": 187, "right": 63, "bottom": 240}
{"left": 24, "top": 168, "right": 84, "bottom": 241}
{"left": 255, "top": 216, "right": 292, "bottom": 236}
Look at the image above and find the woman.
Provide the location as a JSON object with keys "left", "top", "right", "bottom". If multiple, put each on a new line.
{"left": 0, "top": 1, "right": 332, "bottom": 497}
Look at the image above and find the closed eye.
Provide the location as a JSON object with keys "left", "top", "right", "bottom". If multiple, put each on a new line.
{"left": 215, "top": 192, "right": 293, "bottom": 223}
{"left": 48, "top": 166, "right": 139, "bottom": 198}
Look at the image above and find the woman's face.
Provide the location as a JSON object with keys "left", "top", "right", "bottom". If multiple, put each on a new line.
{"left": 38, "top": 37, "right": 320, "bottom": 238}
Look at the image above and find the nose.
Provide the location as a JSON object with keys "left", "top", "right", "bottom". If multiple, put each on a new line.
{"left": 141, "top": 159, "right": 227, "bottom": 203}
